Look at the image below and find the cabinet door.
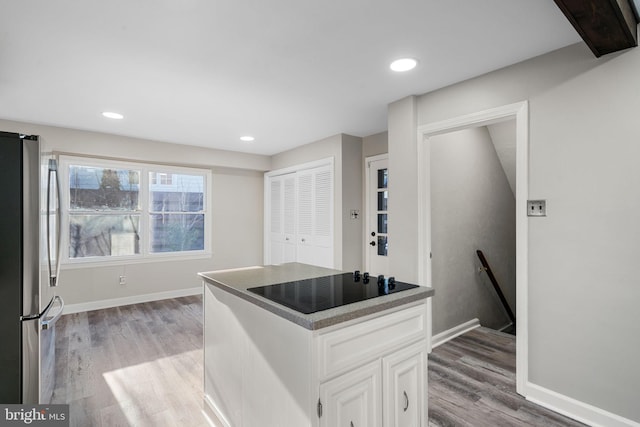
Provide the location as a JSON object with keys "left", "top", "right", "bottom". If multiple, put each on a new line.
{"left": 319, "top": 361, "right": 381, "bottom": 427}
{"left": 382, "top": 341, "right": 426, "bottom": 427}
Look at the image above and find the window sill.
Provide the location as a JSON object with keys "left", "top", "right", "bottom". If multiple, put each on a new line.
{"left": 60, "top": 252, "right": 213, "bottom": 270}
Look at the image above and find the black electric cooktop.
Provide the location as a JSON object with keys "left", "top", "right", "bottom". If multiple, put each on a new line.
{"left": 247, "top": 272, "right": 418, "bottom": 314}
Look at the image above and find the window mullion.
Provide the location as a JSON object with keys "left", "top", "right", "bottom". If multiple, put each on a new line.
{"left": 140, "top": 166, "right": 150, "bottom": 257}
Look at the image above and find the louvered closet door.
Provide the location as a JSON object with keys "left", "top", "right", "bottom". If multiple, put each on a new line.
{"left": 269, "top": 176, "right": 284, "bottom": 265}
{"left": 296, "top": 165, "right": 333, "bottom": 268}
{"left": 269, "top": 173, "right": 297, "bottom": 265}
{"left": 282, "top": 174, "right": 297, "bottom": 263}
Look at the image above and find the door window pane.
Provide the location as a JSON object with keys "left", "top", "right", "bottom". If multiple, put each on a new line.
{"left": 69, "top": 214, "right": 140, "bottom": 258}
{"left": 377, "top": 191, "right": 388, "bottom": 211}
{"left": 377, "top": 214, "right": 388, "bottom": 234}
{"left": 377, "top": 236, "right": 388, "bottom": 256}
{"left": 377, "top": 168, "right": 388, "bottom": 189}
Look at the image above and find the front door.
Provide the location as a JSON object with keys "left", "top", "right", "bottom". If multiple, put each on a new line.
{"left": 366, "top": 155, "right": 389, "bottom": 277}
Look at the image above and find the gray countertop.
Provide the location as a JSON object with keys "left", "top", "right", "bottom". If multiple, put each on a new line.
{"left": 198, "top": 263, "right": 434, "bottom": 330}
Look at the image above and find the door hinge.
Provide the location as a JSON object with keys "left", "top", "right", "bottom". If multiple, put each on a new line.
{"left": 317, "top": 398, "right": 322, "bottom": 418}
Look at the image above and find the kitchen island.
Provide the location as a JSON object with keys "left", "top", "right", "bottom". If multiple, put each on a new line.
{"left": 199, "top": 263, "right": 434, "bottom": 427}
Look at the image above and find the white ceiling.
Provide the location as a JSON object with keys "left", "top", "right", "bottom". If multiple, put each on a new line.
{"left": 0, "top": 1, "right": 581, "bottom": 155}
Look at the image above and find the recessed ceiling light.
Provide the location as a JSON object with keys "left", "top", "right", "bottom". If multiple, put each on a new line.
{"left": 390, "top": 58, "right": 418, "bottom": 72}
{"left": 240, "top": 136, "right": 255, "bottom": 142}
{"left": 102, "top": 111, "right": 124, "bottom": 119}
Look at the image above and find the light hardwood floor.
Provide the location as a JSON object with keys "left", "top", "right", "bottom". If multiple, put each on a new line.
{"left": 52, "top": 295, "right": 216, "bottom": 427}
{"left": 54, "top": 296, "right": 587, "bottom": 426}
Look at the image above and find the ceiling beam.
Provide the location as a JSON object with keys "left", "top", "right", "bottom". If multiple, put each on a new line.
{"left": 553, "top": 0, "right": 638, "bottom": 57}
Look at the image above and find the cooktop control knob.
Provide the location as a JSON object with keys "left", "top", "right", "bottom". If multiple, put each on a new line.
{"left": 363, "top": 272, "right": 370, "bottom": 283}
{"left": 377, "top": 275, "right": 387, "bottom": 294}
{"left": 388, "top": 276, "right": 396, "bottom": 290}
{"left": 353, "top": 270, "right": 361, "bottom": 281}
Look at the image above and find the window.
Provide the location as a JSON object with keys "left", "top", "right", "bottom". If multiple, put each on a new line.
{"left": 61, "top": 156, "right": 210, "bottom": 264}
{"left": 149, "top": 172, "right": 205, "bottom": 253}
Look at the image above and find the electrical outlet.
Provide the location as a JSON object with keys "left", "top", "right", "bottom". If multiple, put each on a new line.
{"left": 119, "top": 275, "right": 126, "bottom": 285}
{"left": 527, "top": 200, "right": 546, "bottom": 217}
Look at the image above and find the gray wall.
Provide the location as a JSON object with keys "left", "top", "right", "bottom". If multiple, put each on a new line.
{"left": 388, "top": 41, "right": 640, "bottom": 422}
{"left": 0, "top": 119, "right": 267, "bottom": 307}
{"left": 341, "top": 134, "right": 364, "bottom": 271}
{"left": 430, "top": 126, "right": 516, "bottom": 334}
{"left": 270, "top": 133, "right": 363, "bottom": 270}
{"left": 363, "top": 131, "right": 388, "bottom": 158}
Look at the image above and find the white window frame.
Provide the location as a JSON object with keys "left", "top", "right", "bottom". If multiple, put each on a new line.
{"left": 59, "top": 155, "right": 212, "bottom": 267}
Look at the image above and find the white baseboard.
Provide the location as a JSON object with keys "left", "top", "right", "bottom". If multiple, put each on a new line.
{"left": 203, "top": 394, "right": 231, "bottom": 427}
{"left": 498, "top": 321, "right": 514, "bottom": 332}
{"left": 526, "top": 382, "right": 640, "bottom": 427}
{"left": 62, "top": 287, "right": 203, "bottom": 314}
{"left": 431, "top": 318, "right": 480, "bottom": 349}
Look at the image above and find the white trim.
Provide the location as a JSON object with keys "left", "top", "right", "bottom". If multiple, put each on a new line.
{"left": 416, "top": 101, "right": 529, "bottom": 395}
{"left": 59, "top": 252, "right": 211, "bottom": 270}
{"left": 364, "top": 153, "right": 389, "bottom": 273}
{"left": 203, "top": 394, "right": 231, "bottom": 427}
{"left": 431, "top": 318, "right": 480, "bottom": 349}
{"left": 62, "top": 286, "right": 202, "bottom": 314}
{"left": 264, "top": 156, "right": 335, "bottom": 178}
{"left": 365, "top": 153, "right": 388, "bottom": 164}
{"left": 526, "top": 383, "right": 640, "bottom": 427}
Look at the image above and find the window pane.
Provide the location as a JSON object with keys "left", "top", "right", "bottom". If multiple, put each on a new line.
{"left": 377, "top": 190, "right": 388, "bottom": 211}
{"left": 377, "top": 168, "right": 388, "bottom": 189}
{"left": 69, "top": 215, "right": 140, "bottom": 258}
{"left": 377, "top": 214, "right": 388, "bottom": 234}
{"left": 150, "top": 172, "right": 204, "bottom": 212}
{"left": 377, "top": 236, "right": 388, "bottom": 256}
{"left": 150, "top": 213, "right": 204, "bottom": 253}
{"left": 69, "top": 166, "right": 139, "bottom": 210}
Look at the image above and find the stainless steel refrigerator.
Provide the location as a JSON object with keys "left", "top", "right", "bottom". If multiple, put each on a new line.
{"left": 0, "top": 131, "right": 64, "bottom": 404}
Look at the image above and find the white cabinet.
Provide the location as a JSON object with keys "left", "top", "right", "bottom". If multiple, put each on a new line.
{"left": 319, "top": 350, "right": 424, "bottom": 427}
{"left": 319, "top": 361, "right": 382, "bottom": 427}
{"left": 202, "top": 272, "right": 430, "bottom": 427}
{"left": 382, "top": 342, "right": 426, "bottom": 427}
{"left": 317, "top": 303, "right": 428, "bottom": 427}
{"left": 266, "top": 162, "right": 333, "bottom": 268}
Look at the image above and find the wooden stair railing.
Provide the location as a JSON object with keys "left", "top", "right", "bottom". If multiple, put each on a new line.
{"left": 476, "top": 250, "right": 516, "bottom": 328}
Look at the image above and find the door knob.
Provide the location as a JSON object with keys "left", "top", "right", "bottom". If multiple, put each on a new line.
{"left": 371, "top": 231, "right": 376, "bottom": 237}
{"left": 369, "top": 241, "right": 376, "bottom": 246}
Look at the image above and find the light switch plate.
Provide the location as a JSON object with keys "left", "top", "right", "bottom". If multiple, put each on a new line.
{"left": 527, "top": 200, "right": 546, "bottom": 217}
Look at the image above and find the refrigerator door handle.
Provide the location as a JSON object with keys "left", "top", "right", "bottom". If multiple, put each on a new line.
{"left": 47, "top": 158, "right": 62, "bottom": 287}
{"left": 41, "top": 296, "right": 64, "bottom": 330}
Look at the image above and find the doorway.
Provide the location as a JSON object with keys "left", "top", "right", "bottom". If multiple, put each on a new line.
{"left": 417, "top": 101, "right": 529, "bottom": 395}
{"left": 430, "top": 124, "right": 516, "bottom": 335}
